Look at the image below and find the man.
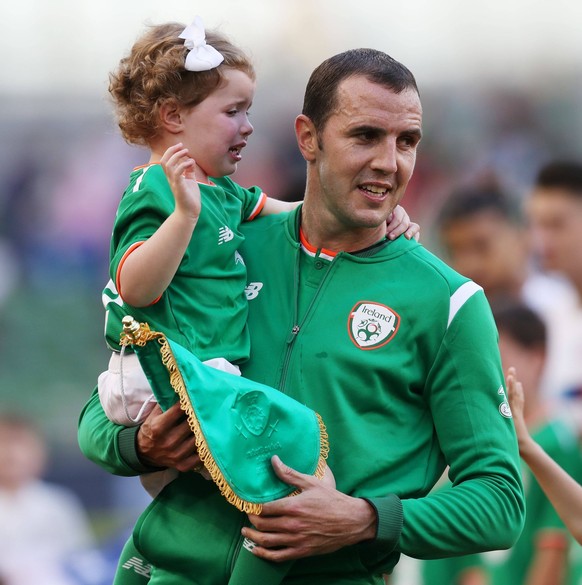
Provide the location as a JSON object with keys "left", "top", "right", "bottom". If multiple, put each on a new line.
{"left": 436, "top": 184, "right": 571, "bottom": 316}
{"left": 526, "top": 161, "right": 582, "bottom": 412}
{"left": 79, "top": 48, "right": 524, "bottom": 584}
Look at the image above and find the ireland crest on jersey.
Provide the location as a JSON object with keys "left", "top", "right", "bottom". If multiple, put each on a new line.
{"left": 348, "top": 301, "right": 400, "bottom": 349}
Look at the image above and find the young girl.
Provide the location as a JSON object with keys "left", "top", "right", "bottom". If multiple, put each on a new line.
{"left": 96, "top": 17, "right": 417, "bottom": 585}
{"left": 98, "top": 16, "right": 416, "bottom": 435}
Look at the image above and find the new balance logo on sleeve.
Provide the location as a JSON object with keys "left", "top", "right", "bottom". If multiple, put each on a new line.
{"left": 218, "top": 226, "right": 234, "bottom": 245}
{"left": 122, "top": 556, "right": 152, "bottom": 577}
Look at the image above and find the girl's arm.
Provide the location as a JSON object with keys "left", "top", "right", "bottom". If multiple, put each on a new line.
{"left": 119, "top": 144, "right": 201, "bottom": 307}
{"left": 261, "top": 198, "right": 420, "bottom": 241}
{"left": 260, "top": 198, "right": 301, "bottom": 215}
{"left": 507, "top": 367, "right": 582, "bottom": 544}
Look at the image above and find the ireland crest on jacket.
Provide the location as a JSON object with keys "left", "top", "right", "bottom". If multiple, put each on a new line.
{"left": 348, "top": 301, "right": 400, "bottom": 350}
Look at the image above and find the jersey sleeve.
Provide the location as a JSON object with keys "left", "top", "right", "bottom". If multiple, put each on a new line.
{"left": 78, "top": 387, "right": 154, "bottom": 476}
{"left": 217, "top": 176, "right": 266, "bottom": 222}
{"left": 395, "top": 288, "right": 525, "bottom": 558}
{"left": 109, "top": 168, "right": 175, "bottom": 287}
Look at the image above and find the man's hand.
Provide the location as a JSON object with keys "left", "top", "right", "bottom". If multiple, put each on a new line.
{"left": 242, "top": 455, "right": 377, "bottom": 562}
{"left": 136, "top": 402, "right": 202, "bottom": 473}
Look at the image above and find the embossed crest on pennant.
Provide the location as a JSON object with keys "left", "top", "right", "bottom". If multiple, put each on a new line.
{"left": 348, "top": 301, "right": 400, "bottom": 350}
{"left": 234, "top": 390, "right": 270, "bottom": 436}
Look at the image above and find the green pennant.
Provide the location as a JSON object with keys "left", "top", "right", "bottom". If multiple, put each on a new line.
{"left": 120, "top": 317, "right": 329, "bottom": 514}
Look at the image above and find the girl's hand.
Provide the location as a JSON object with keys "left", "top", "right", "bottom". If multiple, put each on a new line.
{"left": 386, "top": 205, "right": 420, "bottom": 241}
{"left": 161, "top": 143, "right": 201, "bottom": 220}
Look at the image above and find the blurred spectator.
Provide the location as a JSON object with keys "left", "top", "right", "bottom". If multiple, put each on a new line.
{"left": 0, "top": 414, "right": 107, "bottom": 585}
{"left": 526, "top": 161, "right": 582, "bottom": 413}
{"left": 484, "top": 301, "right": 582, "bottom": 585}
{"left": 436, "top": 183, "right": 573, "bottom": 316}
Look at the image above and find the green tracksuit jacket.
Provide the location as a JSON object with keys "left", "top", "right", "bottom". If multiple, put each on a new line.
{"left": 78, "top": 207, "right": 525, "bottom": 584}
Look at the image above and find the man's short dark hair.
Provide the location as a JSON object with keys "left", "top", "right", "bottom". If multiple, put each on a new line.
{"left": 437, "top": 186, "right": 522, "bottom": 230}
{"left": 535, "top": 161, "right": 582, "bottom": 197}
{"left": 302, "top": 48, "right": 419, "bottom": 134}
{"left": 491, "top": 301, "right": 546, "bottom": 350}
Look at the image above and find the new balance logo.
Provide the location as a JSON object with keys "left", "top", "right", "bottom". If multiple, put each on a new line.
{"left": 122, "top": 556, "right": 152, "bottom": 577}
{"left": 218, "top": 226, "right": 234, "bottom": 245}
{"left": 242, "top": 537, "right": 257, "bottom": 552}
{"left": 245, "top": 282, "right": 264, "bottom": 300}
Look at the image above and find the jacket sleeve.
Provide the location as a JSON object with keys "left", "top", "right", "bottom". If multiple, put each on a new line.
{"left": 78, "top": 387, "right": 154, "bottom": 476}
{"left": 395, "top": 289, "right": 525, "bottom": 558}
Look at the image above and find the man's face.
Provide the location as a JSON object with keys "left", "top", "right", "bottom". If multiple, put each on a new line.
{"left": 306, "top": 76, "right": 422, "bottom": 239}
{"left": 526, "top": 188, "right": 582, "bottom": 280}
{"left": 440, "top": 211, "right": 528, "bottom": 299}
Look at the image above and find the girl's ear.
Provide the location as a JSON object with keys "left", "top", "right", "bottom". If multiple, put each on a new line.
{"left": 159, "top": 100, "right": 183, "bottom": 135}
{"left": 294, "top": 114, "right": 319, "bottom": 163}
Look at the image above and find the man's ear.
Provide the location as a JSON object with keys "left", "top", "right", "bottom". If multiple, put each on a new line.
{"left": 159, "top": 100, "right": 183, "bottom": 135}
{"left": 295, "top": 114, "right": 319, "bottom": 162}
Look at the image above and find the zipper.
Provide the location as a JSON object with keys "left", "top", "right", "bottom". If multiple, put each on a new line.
{"left": 278, "top": 249, "right": 337, "bottom": 392}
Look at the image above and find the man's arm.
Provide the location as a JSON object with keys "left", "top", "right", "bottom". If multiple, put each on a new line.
{"left": 78, "top": 387, "right": 201, "bottom": 476}
{"left": 242, "top": 290, "right": 525, "bottom": 563}
{"left": 397, "top": 290, "right": 525, "bottom": 557}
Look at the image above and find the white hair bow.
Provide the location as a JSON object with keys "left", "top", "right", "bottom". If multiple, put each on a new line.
{"left": 179, "top": 16, "right": 224, "bottom": 72}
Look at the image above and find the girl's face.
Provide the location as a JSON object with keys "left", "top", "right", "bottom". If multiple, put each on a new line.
{"left": 181, "top": 68, "right": 255, "bottom": 182}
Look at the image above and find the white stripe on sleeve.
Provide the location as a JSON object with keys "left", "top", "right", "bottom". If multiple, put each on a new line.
{"left": 448, "top": 281, "right": 483, "bottom": 328}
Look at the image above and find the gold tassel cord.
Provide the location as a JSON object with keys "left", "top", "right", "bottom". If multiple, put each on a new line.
{"left": 120, "top": 321, "right": 162, "bottom": 347}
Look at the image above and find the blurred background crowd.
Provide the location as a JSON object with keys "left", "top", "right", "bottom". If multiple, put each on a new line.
{"left": 2, "top": 0, "right": 582, "bottom": 583}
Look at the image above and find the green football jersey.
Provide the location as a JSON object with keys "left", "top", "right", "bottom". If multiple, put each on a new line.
{"left": 103, "top": 164, "right": 265, "bottom": 363}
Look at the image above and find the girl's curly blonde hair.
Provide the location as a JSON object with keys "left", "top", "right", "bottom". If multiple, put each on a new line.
{"left": 109, "top": 22, "right": 255, "bottom": 146}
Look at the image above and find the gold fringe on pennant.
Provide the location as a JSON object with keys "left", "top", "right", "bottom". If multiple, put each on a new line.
{"left": 155, "top": 333, "right": 264, "bottom": 515}
{"left": 314, "top": 412, "right": 330, "bottom": 480}
{"left": 121, "top": 318, "right": 331, "bottom": 514}
{"left": 287, "top": 412, "right": 330, "bottom": 498}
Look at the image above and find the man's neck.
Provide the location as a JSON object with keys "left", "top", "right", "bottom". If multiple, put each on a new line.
{"left": 299, "top": 206, "right": 387, "bottom": 254}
